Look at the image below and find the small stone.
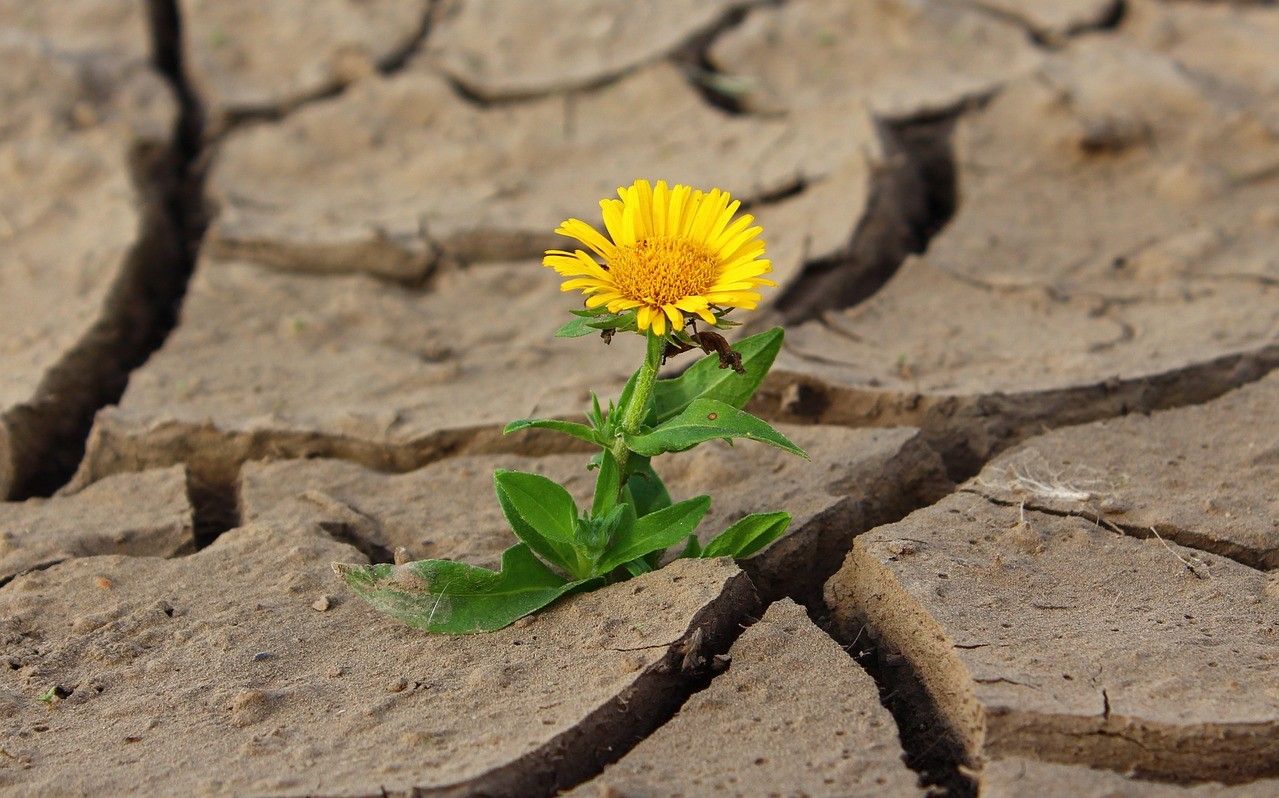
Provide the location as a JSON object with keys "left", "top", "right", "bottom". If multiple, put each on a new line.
{"left": 386, "top": 678, "right": 408, "bottom": 694}
{"left": 311, "top": 595, "right": 331, "bottom": 612}
{"left": 251, "top": 652, "right": 273, "bottom": 662}
{"left": 326, "top": 665, "right": 344, "bottom": 678}
{"left": 94, "top": 576, "right": 113, "bottom": 590}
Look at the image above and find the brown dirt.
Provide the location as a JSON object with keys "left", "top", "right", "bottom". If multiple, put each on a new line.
{"left": 981, "top": 758, "right": 1279, "bottom": 797}
{"left": 567, "top": 599, "right": 922, "bottom": 797}
{"left": 0, "top": 467, "right": 192, "bottom": 584}
{"left": 179, "top": 0, "right": 432, "bottom": 133}
{"left": 0, "top": 13, "right": 183, "bottom": 498}
{"left": 424, "top": 0, "right": 744, "bottom": 101}
{"left": 707, "top": 0, "right": 1040, "bottom": 119}
{"left": 0, "top": 520, "right": 757, "bottom": 796}
{"left": 5, "top": 0, "right": 1279, "bottom": 794}
{"left": 970, "top": 371, "right": 1279, "bottom": 568}
{"left": 754, "top": 37, "right": 1279, "bottom": 474}
{"left": 827, "top": 491, "right": 1279, "bottom": 783}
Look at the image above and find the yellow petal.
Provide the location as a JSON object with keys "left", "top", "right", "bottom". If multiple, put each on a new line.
{"left": 716, "top": 225, "right": 764, "bottom": 261}
{"left": 651, "top": 307, "right": 666, "bottom": 335}
{"left": 607, "top": 298, "right": 645, "bottom": 313}
{"left": 662, "top": 304, "right": 684, "bottom": 331}
{"left": 633, "top": 179, "right": 654, "bottom": 239}
{"left": 555, "top": 219, "right": 615, "bottom": 259}
{"left": 710, "top": 213, "right": 756, "bottom": 252}
{"left": 690, "top": 189, "right": 729, "bottom": 245}
{"left": 674, "top": 295, "right": 710, "bottom": 311}
{"left": 637, "top": 305, "right": 655, "bottom": 331}
{"left": 706, "top": 198, "right": 741, "bottom": 244}
{"left": 706, "top": 291, "right": 762, "bottom": 307}
{"left": 667, "top": 184, "right": 690, "bottom": 237}
{"left": 652, "top": 180, "right": 669, "bottom": 237}
{"left": 560, "top": 277, "right": 611, "bottom": 292}
{"left": 620, "top": 199, "right": 638, "bottom": 246}
{"left": 600, "top": 198, "right": 626, "bottom": 245}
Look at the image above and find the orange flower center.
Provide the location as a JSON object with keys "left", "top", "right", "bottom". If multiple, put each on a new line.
{"left": 606, "top": 237, "right": 720, "bottom": 306}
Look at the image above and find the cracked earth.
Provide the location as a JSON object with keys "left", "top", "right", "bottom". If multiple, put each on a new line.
{"left": 1, "top": 1, "right": 1277, "bottom": 796}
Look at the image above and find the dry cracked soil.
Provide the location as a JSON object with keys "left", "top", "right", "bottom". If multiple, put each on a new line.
{"left": 0, "top": 1, "right": 1277, "bottom": 796}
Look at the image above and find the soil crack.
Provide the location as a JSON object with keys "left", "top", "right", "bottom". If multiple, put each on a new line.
{"left": 964, "top": 488, "right": 1270, "bottom": 573}
{"left": 771, "top": 113, "right": 958, "bottom": 325}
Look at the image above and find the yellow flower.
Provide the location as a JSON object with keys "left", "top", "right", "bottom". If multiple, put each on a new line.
{"left": 545, "top": 179, "right": 776, "bottom": 336}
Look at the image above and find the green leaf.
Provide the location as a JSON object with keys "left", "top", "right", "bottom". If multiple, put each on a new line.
{"left": 625, "top": 399, "right": 808, "bottom": 459}
{"left": 625, "top": 456, "right": 671, "bottom": 517}
{"left": 701, "top": 512, "right": 791, "bottom": 559}
{"left": 651, "top": 328, "right": 782, "bottom": 423}
{"left": 680, "top": 534, "right": 702, "bottom": 558}
{"left": 557, "top": 310, "right": 639, "bottom": 337}
{"left": 503, "top": 418, "right": 601, "bottom": 445}
{"left": 588, "top": 392, "right": 605, "bottom": 430}
{"left": 493, "top": 470, "right": 582, "bottom": 576}
{"left": 595, "top": 495, "right": 711, "bottom": 574}
{"left": 622, "top": 557, "right": 653, "bottom": 577}
{"left": 555, "top": 316, "right": 601, "bottom": 338}
{"left": 592, "top": 449, "right": 621, "bottom": 517}
{"left": 334, "top": 544, "right": 591, "bottom": 634}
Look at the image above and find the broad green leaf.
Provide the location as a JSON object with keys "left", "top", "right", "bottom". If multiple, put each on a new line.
{"left": 701, "top": 512, "right": 792, "bottom": 559}
{"left": 625, "top": 399, "right": 808, "bottom": 459}
{"left": 494, "top": 470, "right": 581, "bottom": 576}
{"left": 589, "top": 311, "right": 638, "bottom": 333}
{"left": 555, "top": 316, "right": 601, "bottom": 338}
{"left": 595, "top": 495, "right": 711, "bottom": 574}
{"left": 622, "top": 557, "right": 653, "bottom": 577}
{"left": 334, "top": 544, "right": 590, "bottom": 634}
{"left": 592, "top": 449, "right": 621, "bottom": 516}
{"left": 651, "top": 328, "right": 783, "bottom": 423}
{"left": 625, "top": 456, "right": 671, "bottom": 517}
{"left": 558, "top": 310, "right": 638, "bottom": 337}
{"left": 503, "top": 418, "right": 600, "bottom": 446}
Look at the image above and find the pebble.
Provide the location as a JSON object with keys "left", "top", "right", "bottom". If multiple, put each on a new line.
{"left": 311, "top": 595, "right": 331, "bottom": 612}
{"left": 252, "top": 651, "right": 273, "bottom": 662}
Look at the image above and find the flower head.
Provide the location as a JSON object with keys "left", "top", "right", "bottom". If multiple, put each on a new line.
{"left": 545, "top": 179, "right": 775, "bottom": 336}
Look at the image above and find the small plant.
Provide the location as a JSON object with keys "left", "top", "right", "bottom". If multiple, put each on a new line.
{"left": 334, "top": 179, "right": 806, "bottom": 633}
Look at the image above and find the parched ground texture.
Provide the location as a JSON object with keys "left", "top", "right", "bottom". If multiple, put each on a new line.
{"left": 1, "top": 1, "right": 1277, "bottom": 796}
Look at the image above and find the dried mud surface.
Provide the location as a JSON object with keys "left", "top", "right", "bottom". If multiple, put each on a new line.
{"left": 568, "top": 600, "right": 922, "bottom": 797}
{"left": 0, "top": 467, "right": 192, "bottom": 584}
{"left": 827, "top": 492, "right": 1279, "bottom": 783}
{"left": 756, "top": 38, "right": 1279, "bottom": 473}
{"left": 0, "top": 523, "right": 756, "bottom": 796}
{"left": 179, "top": 0, "right": 432, "bottom": 133}
{"left": 0, "top": 6, "right": 181, "bottom": 498}
{"left": 4, "top": 0, "right": 1279, "bottom": 795}
{"left": 971, "top": 372, "right": 1279, "bottom": 568}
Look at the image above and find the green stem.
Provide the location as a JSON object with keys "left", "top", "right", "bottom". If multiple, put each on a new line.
{"left": 610, "top": 332, "right": 665, "bottom": 494}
